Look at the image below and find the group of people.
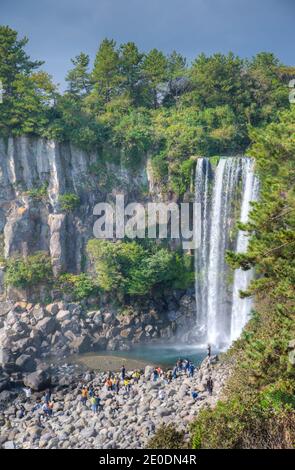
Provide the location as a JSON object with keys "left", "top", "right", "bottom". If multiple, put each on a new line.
{"left": 172, "top": 358, "right": 196, "bottom": 379}
{"left": 79, "top": 366, "right": 144, "bottom": 413}
{"left": 16, "top": 387, "right": 54, "bottom": 420}
{"left": 16, "top": 349, "right": 215, "bottom": 420}
{"left": 80, "top": 385, "right": 101, "bottom": 412}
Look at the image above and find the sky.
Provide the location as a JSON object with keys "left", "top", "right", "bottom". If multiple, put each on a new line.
{"left": 1, "top": 0, "right": 294, "bottom": 89}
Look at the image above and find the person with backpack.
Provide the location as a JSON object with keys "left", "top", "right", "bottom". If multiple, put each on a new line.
{"left": 152, "top": 368, "right": 159, "bottom": 382}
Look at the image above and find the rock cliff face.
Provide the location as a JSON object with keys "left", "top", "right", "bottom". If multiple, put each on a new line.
{"left": 0, "top": 136, "right": 196, "bottom": 372}
{"left": 0, "top": 136, "right": 153, "bottom": 297}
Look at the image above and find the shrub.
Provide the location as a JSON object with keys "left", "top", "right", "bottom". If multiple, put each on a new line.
{"left": 58, "top": 273, "right": 99, "bottom": 300}
{"left": 5, "top": 252, "right": 53, "bottom": 288}
{"left": 87, "top": 239, "right": 194, "bottom": 296}
{"left": 27, "top": 182, "right": 48, "bottom": 200}
{"left": 59, "top": 193, "right": 80, "bottom": 212}
{"left": 147, "top": 424, "right": 187, "bottom": 449}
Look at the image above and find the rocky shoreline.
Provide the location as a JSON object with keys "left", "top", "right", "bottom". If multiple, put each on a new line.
{"left": 0, "top": 295, "right": 196, "bottom": 377}
{"left": 0, "top": 356, "right": 232, "bottom": 449}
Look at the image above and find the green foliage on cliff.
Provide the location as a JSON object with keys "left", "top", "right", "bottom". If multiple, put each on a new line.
{"left": 27, "top": 182, "right": 49, "bottom": 201}
{"left": 5, "top": 252, "right": 53, "bottom": 289}
{"left": 58, "top": 193, "right": 80, "bottom": 212}
{"left": 191, "top": 107, "right": 295, "bottom": 449}
{"left": 57, "top": 273, "right": 99, "bottom": 301}
{"left": 87, "top": 239, "right": 194, "bottom": 296}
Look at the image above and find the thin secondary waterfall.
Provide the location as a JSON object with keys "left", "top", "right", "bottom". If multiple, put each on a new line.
{"left": 194, "top": 156, "right": 257, "bottom": 348}
{"left": 230, "top": 159, "right": 258, "bottom": 342}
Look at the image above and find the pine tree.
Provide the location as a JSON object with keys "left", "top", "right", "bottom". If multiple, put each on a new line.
{"left": 119, "top": 42, "right": 143, "bottom": 103}
{"left": 141, "top": 49, "right": 168, "bottom": 108}
{"left": 90, "top": 39, "right": 121, "bottom": 107}
{"left": 65, "top": 52, "right": 90, "bottom": 98}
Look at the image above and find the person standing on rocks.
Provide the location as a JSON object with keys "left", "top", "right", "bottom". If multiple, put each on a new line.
{"left": 81, "top": 386, "right": 88, "bottom": 405}
{"left": 114, "top": 377, "right": 120, "bottom": 394}
{"left": 188, "top": 362, "right": 195, "bottom": 377}
{"left": 44, "top": 389, "right": 52, "bottom": 405}
{"left": 207, "top": 376, "right": 213, "bottom": 396}
{"left": 124, "top": 377, "right": 131, "bottom": 392}
{"left": 152, "top": 368, "right": 159, "bottom": 382}
{"left": 48, "top": 401, "right": 54, "bottom": 417}
{"left": 120, "top": 365, "right": 126, "bottom": 381}
{"left": 207, "top": 344, "right": 211, "bottom": 358}
{"left": 165, "top": 370, "right": 173, "bottom": 383}
{"left": 132, "top": 370, "right": 140, "bottom": 384}
{"left": 105, "top": 377, "right": 113, "bottom": 391}
{"left": 23, "top": 386, "right": 32, "bottom": 403}
{"left": 172, "top": 366, "right": 178, "bottom": 380}
{"left": 90, "top": 395, "right": 99, "bottom": 413}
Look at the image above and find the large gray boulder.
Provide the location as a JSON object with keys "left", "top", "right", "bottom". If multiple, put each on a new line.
{"left": 35, "top": 317, "right": 57, "bottom": 335}
{"left": 15, "top": 354, "right": 37, "bottom": 373}
{"left": 69, "top": 335, "right": 92, "bottom": 353}
{"left": 23, "top": 369, "right": 51, "bottom": 391}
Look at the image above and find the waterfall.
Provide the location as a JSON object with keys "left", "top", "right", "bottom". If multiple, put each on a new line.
{"left": 194, "top": 158, "right": 211, "bottom": 337}
{"left": 230, "top": 159, "right": 258, "bottom": 342}
{"left": 194, "top": 156, "right": 257, "bottom": 348}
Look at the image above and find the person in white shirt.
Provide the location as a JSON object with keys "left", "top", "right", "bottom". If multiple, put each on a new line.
{"left": 23, "top": 387, "right": 32, "bottom": 401}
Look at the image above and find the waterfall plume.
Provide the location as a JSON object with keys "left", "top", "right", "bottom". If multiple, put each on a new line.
{"left": 194, "top": 156, "right": 258, "bottom": 348}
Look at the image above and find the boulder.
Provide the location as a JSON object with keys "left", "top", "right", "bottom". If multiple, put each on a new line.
{"left": 0, "top": 301, "right": 14, "bottom": 317}
{"left": 15, "top": 354, "right": 36, "bottom": 372}
{"left": 45, "top": 303, "right": 59, "bottom": 315}
{"left": 144, "top": 324, "right": 154, "bottom": 336}
{"left": 80, "top": 428, "right": 97, "bottom": 439}
{"left": 0, "top": 347, "right": 14, "bottom": 370}
{"left": 23, "top": 369, "right": 51, "bottom": 391}
{"left": 35, "top": 317, "right": 57, "bottom": 335}
{"left": 120, "top": 328, "right": 134, "bottom": 339}
{"left": 0, "top": 390, "right": 14, "bottom": 403}
{"left": 32, "top": 305, "right": 46, "bottom": 322}
{"left": 69, "top": 335, "right": 92, "bottom": 353}
{"left": 3, "top": 441, "right": 15, "bottom": 449}
{"left": 56, "top": 310, "right": 71, "bottom": 322}
{"left": 92, "top": 335, "right": 107, "bottom": 350}
{"left": 93, "top": 312, "right": 103, "bottom": 326}
{"left": 103, "top": 312, "right": 113, "bottom": 324}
